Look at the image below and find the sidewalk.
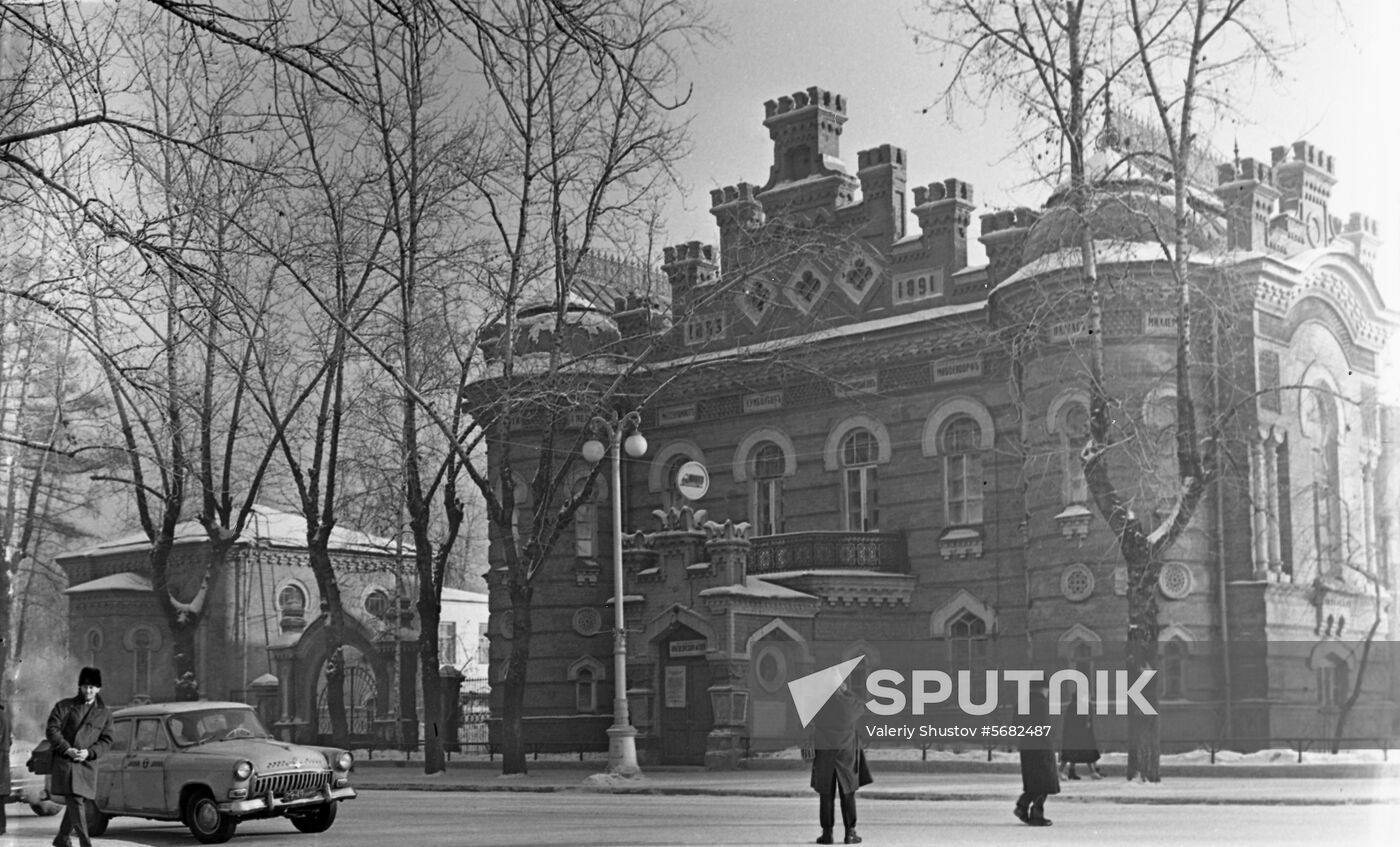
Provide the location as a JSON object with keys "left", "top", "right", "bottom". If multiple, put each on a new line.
{"left": 350, "top": 758, "right": 1400, "bottom": 806}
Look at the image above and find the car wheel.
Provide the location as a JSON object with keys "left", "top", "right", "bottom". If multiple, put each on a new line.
{"left": 185, "top": 791, "right": 238, "bottom": 844}
{"left": 289, "top": 801, "right": 338, "bottom": 834}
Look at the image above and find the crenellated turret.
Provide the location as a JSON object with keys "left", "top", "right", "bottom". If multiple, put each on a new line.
{"left": 912, "top": 178, "right": 976, "bottom": 285}
{"left": 1271, "top": 140, "right": 1338, "bottom": 249}
{"left": 762, "top": 86, "right": 846, "bottom": 187}
{"left": 1215, "top": 157, "right": 1281, "bottom": 253}
{"left": 758, "top": 86, "right": 859, "bottom": 215}
{"left": 856, "top": 144, "right": 908, "bottom": 241}
{"left": 979, "top": 206, "right": 1040, "bottom": 288}
{"left": 1338, "top": 212, "right": 1382, "bottom": 278}
{"left": 710, "top": 182, "right": 764, "bottom": 276}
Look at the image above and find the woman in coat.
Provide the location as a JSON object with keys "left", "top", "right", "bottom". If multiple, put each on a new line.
{"left": 808, "top": 679, "right": 867, "bottom": 845}
{"left": 46, "top": 666, "right": 114, "bottom": 847}
{"left": 1059, "top": 699, "right": 1103, "bottom": 779}
{"left": 1015, "top": 679, "right": 1060, "bottom": 827}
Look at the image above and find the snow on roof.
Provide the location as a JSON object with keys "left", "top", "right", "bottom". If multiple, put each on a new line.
{"left": 990, "top": 240, "right": 1218, "bottom": 294}
{"left": 442, "top": 587, "right": 488, "bottom": 603}
{"left": 64, "top": 572, "right": 153, "bottom": 594}
{"left": 58, "top": 504, "right": 403, "bottom": 560}
{"left": 698, "top": 576, "right": 816, "bottom": 600}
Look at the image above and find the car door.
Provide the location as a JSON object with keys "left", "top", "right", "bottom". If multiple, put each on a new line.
{"left": 121, "top": 717, "right": 171, "bottom": 814}
{"left": 97, "top": 719, "right": 133, "bottom": 810}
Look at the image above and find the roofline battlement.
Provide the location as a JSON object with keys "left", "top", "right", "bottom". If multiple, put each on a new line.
{"left": 1217, "top": 157, "right": 1277, "bottom": 187}
{"left": 764, "top": 86, "right": 846, "bottom": 121}
{"left": 913, "top": 178, "right": 975, "bottom": 207}
{"left": 662, "top": 241, "right": 716, "bottom": 265}
{"left": 710, "top": 182, "right": 760, "bottom": 209}
{"left": 980, "top": 207, "right": 1040, "bottom": 237}
{"left": 1272, "top": 140, "right": 1336, "bottom": 177}
{"left": 857, "top": 144, "right": 906, "bottom": 170}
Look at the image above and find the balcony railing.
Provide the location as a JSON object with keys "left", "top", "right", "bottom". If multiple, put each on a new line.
{"left": 748, "top": 531, "right": 908, "bottom": 575}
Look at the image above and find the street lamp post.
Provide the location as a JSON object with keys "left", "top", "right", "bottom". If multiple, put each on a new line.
{"left": 583, "top": 411, "right": 646, "bottom": 777}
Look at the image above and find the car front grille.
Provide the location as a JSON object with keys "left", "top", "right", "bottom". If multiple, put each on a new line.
{"left": 252, "top": 769, "right": 331, "bottom": 799}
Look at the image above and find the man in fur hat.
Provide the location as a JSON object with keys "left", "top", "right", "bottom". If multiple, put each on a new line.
{"left": 46, "top": 667, "right": 114, "bottom": 847}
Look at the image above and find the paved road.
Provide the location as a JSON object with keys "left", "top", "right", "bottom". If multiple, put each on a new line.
{"left": 5, "top": 789, "right": 1396, "bottom": 846}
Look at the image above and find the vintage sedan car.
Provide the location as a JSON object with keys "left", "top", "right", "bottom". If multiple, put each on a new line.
{"left": 84, "top": 701, "right": 355, "bottom": 844}
{"left": 7, "top": 740, "right": 63, "bottom": 816}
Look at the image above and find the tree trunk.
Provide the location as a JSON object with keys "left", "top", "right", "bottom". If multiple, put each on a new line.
{"left": 418, "top": 574, "right": 446, "bottom": 775}
{"left": 500, "top": 579, "right": 533, "bottom": 775}
{"left": 308, "top": 545, "right": 350, "bottom": 747}
{"left": 1332, "top": 616, "right": 1382, "bottom": 754}
{"left": 1125, "top": 546, "right": 1163, "bottom": 781}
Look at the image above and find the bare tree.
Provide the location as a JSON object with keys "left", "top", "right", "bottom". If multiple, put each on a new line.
{"left": 917, "top": 0, "right": 1295, "bottom": 779}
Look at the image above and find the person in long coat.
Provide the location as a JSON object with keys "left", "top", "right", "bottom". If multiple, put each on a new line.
{"left": 46, "top": 666, "right": 114, "bottom": 847}
{"left": 1059, "top": 698, "right": 1103, "bottom": 779}
{"left": 1014, "top": 679, "right": 1060, "bottom": 827}
{"left": 1, "top": 699, "right": 11, "bottom": 835}
{"left": 808, "top": 679, "right": 867, "bottom": 845}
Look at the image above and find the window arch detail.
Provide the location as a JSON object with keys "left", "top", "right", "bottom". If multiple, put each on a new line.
{"left": 921, "top": 397, "right": 994, "bottom": 457}
{"left": 732, "top": 428, "right": 797, "bottom": 482}
{"left": 822, "top": 415, "right": 892, "bottom": 471}
{"left": 929, "top": 589, "right": 995, "bottom": 637}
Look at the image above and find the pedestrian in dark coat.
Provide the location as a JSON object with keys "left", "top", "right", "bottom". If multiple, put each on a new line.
{"left": 1014, "top": 679, "right": 1060, "bottom": 827}
{"left": 807, "top": 680, "right": 867, "bottom": 845}
{"left": 1, "top": 699, "right": 11, "bottom": 835}
{"left": 46, "top": 666, "right": 114, "bottom": 847}
{"left": 1059, "top": 699, "right": 1102, "bottom": 779}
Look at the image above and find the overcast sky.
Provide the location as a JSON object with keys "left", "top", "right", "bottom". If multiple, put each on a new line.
{"left": 658, "top": 0, "right": 1400, "bottom": 286}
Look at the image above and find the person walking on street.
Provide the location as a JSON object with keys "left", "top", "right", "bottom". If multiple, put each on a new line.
{"left": 808, "top": 679, "right": 868, "bottom": 844}
{"left": 1015, "top": 678, "right": 1060, "bottom": 827}
{"left": 1059, "top": 696, "right": 1103, "bottom": 780}
{"left": 46, "top": 667, "right": 114, "bottom": 847}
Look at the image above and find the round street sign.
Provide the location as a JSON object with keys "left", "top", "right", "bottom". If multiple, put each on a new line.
{"left": 676, "top": 461, "right": 710, "bottom": 501}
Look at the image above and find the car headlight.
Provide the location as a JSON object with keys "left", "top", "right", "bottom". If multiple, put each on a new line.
{"left": 233, "top": 760, "right": 253, "bottom": 781}
{"left": 333, "top": 751, "right": 353, "bottom": 771}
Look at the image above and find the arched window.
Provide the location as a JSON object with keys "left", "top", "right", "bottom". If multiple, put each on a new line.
{"left": 279, "top": 584, "right": 306, "bottom": 614}
{"left": 841, "top": 429, "right": 879, "bottom": 531}
{"left": 132, "top": 627, "right": 154, "bottom": 697}
{"left": 948, "top": 610, "right": 988, "bottom": 700}
{"left": 1162, "top": 639, "right": 1188, "bottom": 700}
{"left": 575, "top": 667, "right": 597, "bottom": 713}
{"left": 752, "top": 442, "right": 785, "bottom": 536}
{"left": 1058, "top": 402, "right": 1090, "bottom": 505}
{"left": 364, "top": 588, "right": 391, "bottom": 619}
{"left": 941, "top": 417, "right": 984, "bottom": 525}
{"left": 1306, "top": 388, "right": 1342, "bottom": 574}
{"left": 572, "top": 472, "right": 605, "bottom": 558}
{"left": 1318, "top": 654, "right": 1349, "bottom": 708}
{"left": 84, "top": 628, "right": 103, "bottom": 668}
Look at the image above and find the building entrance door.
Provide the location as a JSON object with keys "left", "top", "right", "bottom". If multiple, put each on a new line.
{"left": 658, "top": 630, "right": 712, "bottom": 765}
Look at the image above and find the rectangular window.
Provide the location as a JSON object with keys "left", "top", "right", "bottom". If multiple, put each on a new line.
{"left": 477, "top": 622, "right": 490, "bottom": 666}
{"left": 945, "top": 454, "right": 984, "bottom": 524}
{"left": 575, "top": 502, "right": 596, "bottom": 557}
{"left": 134, "top": 718, "right": 165, "bottom": 752}
{"left": 438, "top": 621, "right": 457, "bottom": 665}
{"left": 754, "top": 478, "right": 783, "bottom": 536}
{"left": 844, "top": 467, "right": 879, "bottom": 531}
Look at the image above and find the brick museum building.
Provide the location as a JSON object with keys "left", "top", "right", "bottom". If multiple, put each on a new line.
{"left": 482, "top": 87, "right": 1399, "bottom": 765}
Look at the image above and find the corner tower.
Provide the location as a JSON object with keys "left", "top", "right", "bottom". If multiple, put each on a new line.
{"left": 758, "top": 86, "right": 859, "bottom": 215}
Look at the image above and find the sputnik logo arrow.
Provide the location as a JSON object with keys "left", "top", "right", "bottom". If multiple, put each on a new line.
{"left": 787, "top": 655, "right": 865, "bottom": 728}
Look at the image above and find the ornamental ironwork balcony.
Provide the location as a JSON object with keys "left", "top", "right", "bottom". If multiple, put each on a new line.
{"left": 748, "top": 531, "right": 908, "bottom": 575}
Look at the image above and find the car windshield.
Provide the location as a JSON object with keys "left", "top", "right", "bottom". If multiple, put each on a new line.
{"left": 168, "top": 708, "right": 271, "bottom": 746}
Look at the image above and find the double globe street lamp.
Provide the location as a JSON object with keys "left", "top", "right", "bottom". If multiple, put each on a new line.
{"left": 582, "top": 410, "right": 647, "bottom": 777}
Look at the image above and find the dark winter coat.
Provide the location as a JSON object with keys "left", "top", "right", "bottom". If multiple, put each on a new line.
{"left": 1018, "top": 688, "right": 1060, "bottom": 796}
{"left": 45, "top": 694, "right": 114, "bottom": 799}
{"left": 1060, "top": 706, "right": 1101, "bottom": 765}
{"left": 1, "top": 702, "right": 11, "bottom": 798}
{"left": 809, "top": 686, "right": 866, "bottom": 795}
